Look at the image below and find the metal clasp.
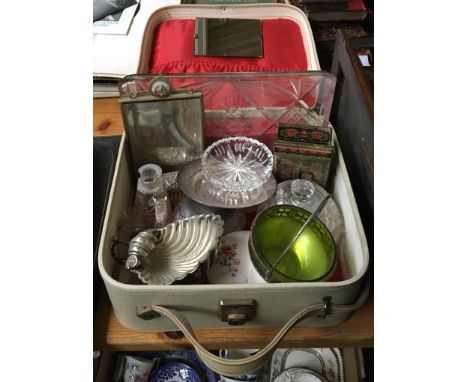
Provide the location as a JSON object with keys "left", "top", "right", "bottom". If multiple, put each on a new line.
{"left": 149, "top": 77, "right": 173, "bottom": 97}
{"left": 136, "top": 306, "right": 161, "bottom": 320}
{"left": 218, "top": 299, "right": 256, "bottom": 326}
{"left": 318, "top": 296, "right": 332, "bottom": 319}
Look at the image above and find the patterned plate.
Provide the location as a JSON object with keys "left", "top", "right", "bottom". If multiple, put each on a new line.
{"left": 269, "top": 348, "right": 344, "bottom": 382}
{"left": 149, "top": 362, "right": 202, "bottom": 382}
{"left": 138, "top": 351, "right": 217, "bottom": 382}
{"left": 273, "top": 367, "right": 327, "bottom": 382}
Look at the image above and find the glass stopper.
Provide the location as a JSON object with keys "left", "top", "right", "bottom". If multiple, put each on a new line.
{"left": 291, "top": 179, "right": 315, "bottom": 202}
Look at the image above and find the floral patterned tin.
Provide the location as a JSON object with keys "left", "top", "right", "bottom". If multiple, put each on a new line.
{"left": 277, "top": 123, "right": 332, "bottom": 145}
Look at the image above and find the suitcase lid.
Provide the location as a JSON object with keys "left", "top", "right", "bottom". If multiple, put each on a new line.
{"left": 137, "top": 4, "right": 321, "bottom": 74}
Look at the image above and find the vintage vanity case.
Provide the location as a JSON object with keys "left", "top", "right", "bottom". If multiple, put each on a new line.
{"left": 97, "top": 5, "right": 369, "bottom": 376}
{"left": 97, "top": 74, "right": 369, "bottom": 376}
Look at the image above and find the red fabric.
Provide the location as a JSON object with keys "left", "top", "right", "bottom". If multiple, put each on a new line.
{"left": 348, "top": 0, "right": 366, "bottom": 11}
{"left": 150, "top": 19, "right": 309, "bottom": 74}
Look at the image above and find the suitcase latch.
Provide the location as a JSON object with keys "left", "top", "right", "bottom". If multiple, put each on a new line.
{"left": 218, "top": 299, "right": 256, "bottom": 326}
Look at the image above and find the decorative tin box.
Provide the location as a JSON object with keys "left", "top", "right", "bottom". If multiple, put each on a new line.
{"left": 273, "top": 123, "right": 335, "bottom": 188}
{"left": 277, "top": 123, "right": 333, "bottom": 145}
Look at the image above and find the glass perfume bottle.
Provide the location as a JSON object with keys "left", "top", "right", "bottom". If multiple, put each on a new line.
{"left": 135, "top": 164, "right": 171, "bottom": 228}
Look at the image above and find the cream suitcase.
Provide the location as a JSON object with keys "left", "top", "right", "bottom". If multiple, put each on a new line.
{"left": 97, "top": 6, "right": 370, "bottom": 376}
{"left": 97, "top": 72, "right": 369, "bottom": 376}
{"left": 99, "top": 129, "right": 369, "bottom": 330}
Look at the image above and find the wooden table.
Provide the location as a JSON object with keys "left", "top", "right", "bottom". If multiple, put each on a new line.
{"left": 93, "top": 97, "right": 374, "bottom": 351}
{"left": 94, "top": 98, "right": 125, "bottom": 136}
{"left": 94, "top": 288, "right": 373, "bottom": 351}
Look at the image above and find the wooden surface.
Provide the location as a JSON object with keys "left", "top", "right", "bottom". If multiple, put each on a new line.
{"left": 94, "top": 98, "right": 124, "bottom": 136}
{"left": 94, "top": 288, "right": 373, "bottom": 351}
{"left": 93, "top": 96, "right": 374, "bottom": 351}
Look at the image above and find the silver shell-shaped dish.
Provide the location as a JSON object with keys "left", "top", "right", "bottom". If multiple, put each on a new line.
{"left": 126, "top": 214, "right": 224, "bottom": 285}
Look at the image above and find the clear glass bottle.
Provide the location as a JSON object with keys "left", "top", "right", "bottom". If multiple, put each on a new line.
{"left": 135, "top": 164, "right": 171, "bottom": 228}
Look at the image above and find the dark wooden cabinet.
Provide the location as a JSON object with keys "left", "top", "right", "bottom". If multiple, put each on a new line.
{"left": 330, "top": 30, "right": 373, "bottom": 236}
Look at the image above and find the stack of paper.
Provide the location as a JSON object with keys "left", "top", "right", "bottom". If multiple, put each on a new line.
{"left": 93, "top": 0, "right": 141, "bottom": 35}
{"left": 93, "top": 0, "right": 179, "bottom": 79}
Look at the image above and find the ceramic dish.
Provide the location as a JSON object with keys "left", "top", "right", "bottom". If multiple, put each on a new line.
{"left": 178, "top": 159, "right": 277, "bottom": 209}
{"left": 201, "top": 137, "right": 273, "bottom": 192}
{"left": 149, "top": 361, "right": 203, "bottom": 382}
{"left": 135, "top": 351, "right": 218, "bottom": 382}
{"left": 125, "top": 214, "right": 224, "bottom": 285}
{"left": 273, "top": 367, "right": 327, "bottom": 382}
{"left": 269, "top": 348, "right": 344, "bottom": 382}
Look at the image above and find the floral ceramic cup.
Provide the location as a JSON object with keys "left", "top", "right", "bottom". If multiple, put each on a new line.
{"left": 207, "top": 231, "right": 254, "bottom": 284}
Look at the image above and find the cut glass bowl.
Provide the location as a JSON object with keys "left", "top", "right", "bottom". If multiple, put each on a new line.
{"left": 201, "top": 137, "right": 273, "bottom": 193}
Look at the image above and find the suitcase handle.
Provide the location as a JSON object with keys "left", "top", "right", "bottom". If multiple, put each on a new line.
{"left": 149, "top": 280, "right": 369, "bottom": 377}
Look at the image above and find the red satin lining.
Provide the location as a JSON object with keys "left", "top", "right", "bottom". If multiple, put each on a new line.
{"left": 150, "top": 19, "right": 309, "bottom": 74}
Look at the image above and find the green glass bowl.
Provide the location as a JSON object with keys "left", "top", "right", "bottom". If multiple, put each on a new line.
{"left": 249, "top": 205, "right": 336, "bottom": 283}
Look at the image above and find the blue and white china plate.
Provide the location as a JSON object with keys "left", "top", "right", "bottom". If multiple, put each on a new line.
{"left": 149, "top": 361, "right": 202, "bottom": 382}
